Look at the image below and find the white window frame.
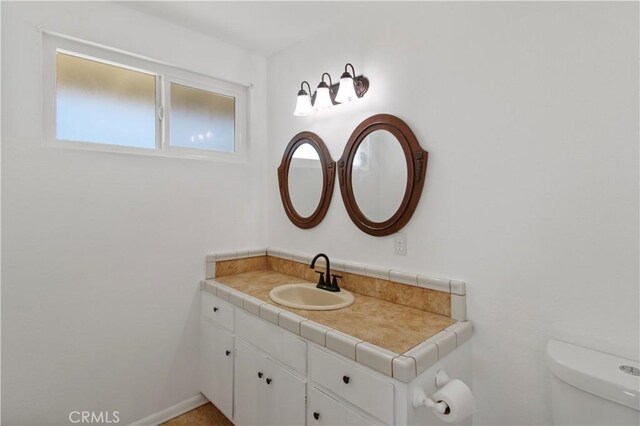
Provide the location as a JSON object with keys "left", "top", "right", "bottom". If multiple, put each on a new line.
{"left": 42, "top": 33, "right": 248, "bottom": 162}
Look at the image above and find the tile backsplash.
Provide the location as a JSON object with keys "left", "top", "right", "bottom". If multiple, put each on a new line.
{"left": 206, "top": 247, "right": 467, "bottom": 320}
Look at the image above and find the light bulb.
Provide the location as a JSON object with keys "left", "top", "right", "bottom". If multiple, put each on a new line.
{"left": 293, "top": 92, "right": 313, "bottom": 116}
{"left": 314, "top": 84, "right": 333, "bottom": 111}
{"left": 336, "top": 75, "right": 357, "bottom": 103}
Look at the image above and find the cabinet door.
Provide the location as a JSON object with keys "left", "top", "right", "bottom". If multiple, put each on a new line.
{"left": 200, "top": 318, "right": 234, "bottom": 420}
{"left": 234, "top": 340, "right": 268, "bottom": 426}
{"left": 264, "top": 358, "right": 306, "bottom": 426}
{"left": 307, "top": 387, "right": 375, "bottom": 426}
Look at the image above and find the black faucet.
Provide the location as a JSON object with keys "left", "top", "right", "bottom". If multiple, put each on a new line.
{"left": 310, "top": 253, "right": 341, "bottom": 292}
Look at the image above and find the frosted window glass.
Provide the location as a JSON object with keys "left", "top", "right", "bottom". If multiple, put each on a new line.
{"left": 56, "top": 52, "right": 156, "bottom": 149}
{"left": 170, "top": 83, "right": 235, "bottom": 152}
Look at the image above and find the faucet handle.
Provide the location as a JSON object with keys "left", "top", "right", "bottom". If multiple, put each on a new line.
{"left": 315, "top": 271, "right": 325, "bottom": 286}
{"left": 331, "top": 274, "right": 342, "bottom": 290}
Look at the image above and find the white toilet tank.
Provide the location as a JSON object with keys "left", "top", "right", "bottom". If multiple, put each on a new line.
{"left": 546, "top": 340, "right": 639, "bottom": 425}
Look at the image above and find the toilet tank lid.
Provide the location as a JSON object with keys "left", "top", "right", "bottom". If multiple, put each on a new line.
{"left": 546, "top": 340, "right": 639, "bottom": 411}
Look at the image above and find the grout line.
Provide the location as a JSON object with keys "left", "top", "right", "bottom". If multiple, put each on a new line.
{"left": 448, "top": 328, "right": 459, "bottom": 346}
{"left": 408, "top": 355, "right": 418, "bottom": 377}
{"left": 323, "top": 327, "right": 330, "bottom": 346}
{"left": 391, "top": 355, "right": 398, "bottom": 377}
{"left": 299, "top": 318, "right": 309, "bottom": 334}
{"left": 429, "top": 340, "right": 441, "bottom": 359}
{"left": 354, "top": 340, "right": 363, "bottom": 358}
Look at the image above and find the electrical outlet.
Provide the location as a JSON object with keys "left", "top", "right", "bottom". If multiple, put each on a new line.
{"left": 394, "top": 232, "right": 407, "bottom": 255}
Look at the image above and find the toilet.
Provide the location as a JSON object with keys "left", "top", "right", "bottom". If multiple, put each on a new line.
{"left": 547, "top": 340, "right": 640, "bottom": 425}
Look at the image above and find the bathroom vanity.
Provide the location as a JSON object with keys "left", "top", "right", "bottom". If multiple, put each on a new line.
{"left": 200, "top": 248, "right": 473, "bottom": 425}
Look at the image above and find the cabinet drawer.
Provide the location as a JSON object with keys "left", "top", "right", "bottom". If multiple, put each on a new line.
{"left": 201, "top": 292, "right": 234, "bottom": 331}
{"left": 236, "top": 309, "right": 306, "bottom": 375}
{"left": 308, "top": 386, "right": 375, "bottom": 426}
{"left": 309, "top": 346, "right": 394, "bottom": 425}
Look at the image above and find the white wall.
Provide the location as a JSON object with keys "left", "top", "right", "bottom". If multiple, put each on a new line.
{"left": 267, "top": 3, "right": 638, "bottom": 424}
{"left": 2, "top": 2, "right": 638, "bottom": 425}
{"left": 1, "top": 2, "right": 267, "bottom": 424}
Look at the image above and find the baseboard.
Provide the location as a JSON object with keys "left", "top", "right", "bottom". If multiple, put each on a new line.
{"left": 131, "top": 394, "right": 209, "bottom": 426}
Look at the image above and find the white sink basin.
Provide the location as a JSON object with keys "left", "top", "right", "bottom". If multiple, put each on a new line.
{"left": 269, "top": 283, "right": 354, "bottom": 311}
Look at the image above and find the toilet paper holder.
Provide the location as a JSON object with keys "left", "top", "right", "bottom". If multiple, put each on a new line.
{"left": 412, "top": 369, "right": 452, "bottom": 412}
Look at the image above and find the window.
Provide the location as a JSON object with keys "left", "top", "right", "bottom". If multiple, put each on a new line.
{"left": 169, "top": 82, "right": 235, "bottom": 152}
{"left": 56, "top": 52, "right": 157, "bottom": 149}
{"left": 43, "top": 33, "right": 247, "bottom": 160}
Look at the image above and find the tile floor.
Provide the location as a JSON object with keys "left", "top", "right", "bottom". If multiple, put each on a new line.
{"left": 162, "top": 402, "right": 232, "bottom": 426}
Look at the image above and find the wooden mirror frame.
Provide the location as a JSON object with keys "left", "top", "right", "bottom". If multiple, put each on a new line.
{"left": 278, "top": 132, "right": 336, "bottom": 229}
{"left": 338, "top": 114, "right": 428, "bottom": 236}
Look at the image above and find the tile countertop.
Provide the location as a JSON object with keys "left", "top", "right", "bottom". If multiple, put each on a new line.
{"left": 202, "top": 269, "right": 473, "bottom": 382}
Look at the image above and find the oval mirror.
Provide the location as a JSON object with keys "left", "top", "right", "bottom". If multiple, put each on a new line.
{"left": 351, "top": 129, "right": 408, "bottom": 222}
{"left": 338, "top": 114, "right": 427, "bottom": 236}
{"left": 278, "top": 132, "right": 335, "bottom": 229}
{"left": 288, "top": 143, "right": 323, "bottom": 217}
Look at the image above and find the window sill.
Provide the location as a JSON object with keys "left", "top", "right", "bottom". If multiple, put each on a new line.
{"left": 43, "top": 139, "right": 248, "bottom": 164}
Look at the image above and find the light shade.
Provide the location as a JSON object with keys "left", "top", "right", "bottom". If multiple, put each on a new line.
{"left": 293, "top": 92, "right": 313, "bottom": 116}
{"left": 335, "top": 75, "right": 357, "bottom": 103}
{"left": 314, "top": 86, "right": 333, "bottom": 111}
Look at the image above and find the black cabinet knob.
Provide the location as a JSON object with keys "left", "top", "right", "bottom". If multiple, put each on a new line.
{"left": 313, "top": 412, "right": 320, "bottom": 420}
{"left": 266, "top": 378, "right": 272, "bottom": 385}
{"left": 257, "top": 372, "right": 263, "bottom": 378}
{"left": 342, "top": 375, "right": 350, "bottom": 384}
{"left": 225, "top": 350, "right": 231, "bottom": 356}
{"left": 213, "top": 307, "right": 219, "bottom": 312}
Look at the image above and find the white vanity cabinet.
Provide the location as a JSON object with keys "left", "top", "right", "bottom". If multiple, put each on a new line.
{"left": 200, "top": 289, "right": 472, "bottom": 425}
{"left": 234, "top": 339, "right": 306, "bottom": 426}
{"left": 200, "top": 291, "right": 390, "bottom": 425}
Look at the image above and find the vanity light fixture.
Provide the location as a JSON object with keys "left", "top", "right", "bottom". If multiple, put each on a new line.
{"left": 293, "top": 81, "right": 313, "bottom": 116}
{"left": 293, "top": 63, "right": 369, "bottom": 116}
{"left": 313, "top": 73, "right": 335, "bottom": 111}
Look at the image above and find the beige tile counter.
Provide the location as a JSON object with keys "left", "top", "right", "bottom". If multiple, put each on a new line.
{"left": 202, "top": 249, "right": 473, "bottom": 381}
{"left": 213, "top": 270, "right": 454, "bottom": 354}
